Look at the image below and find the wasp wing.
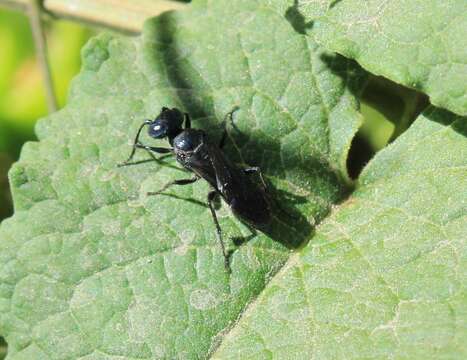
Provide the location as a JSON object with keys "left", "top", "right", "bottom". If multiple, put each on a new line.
{"left": 206, "top": 144, "right": 271, "bottom": 226}
{"left": 205, "top": 143, "right": 241, "bottom": 200}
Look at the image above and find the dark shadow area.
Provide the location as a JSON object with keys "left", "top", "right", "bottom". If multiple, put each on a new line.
{"left": 329, "top": 0, "right": 344, "bottom": 8}
{"left": 427, "top": 107, "right": 467, "bottom": 137}
{"left": 232, "top": 229, "right": 257, "bottom": 247}
{"left": 226, "top": 184, "right": 313, "bottom": 263}
{"left": 285, "top": 0, "right": 314, "bottom": 34}
{"left": 320, "top": 53, "right": 368, "bottom": 102}
{"left": 347, "top": 133, "right": 374, "bottom": 179}
{"left": 261, "top": 186, "right": 314, "bottom": 249}
{"left": 450, "top": 116, "right": 467, "bottom": 137}
{"left": 0, "top": 336, "right": 7, "bottom": 360}
{"left": 362, "top": 75, "right": 429, "bottom": 141}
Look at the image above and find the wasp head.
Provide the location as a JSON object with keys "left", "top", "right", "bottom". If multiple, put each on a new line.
{"left": 148, "top": 107, "right": 184, "bottom": 140}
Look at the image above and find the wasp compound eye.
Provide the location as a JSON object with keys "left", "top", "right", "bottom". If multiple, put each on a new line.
{"left": 148, "top": 120, "right": 169, "bottom": 139}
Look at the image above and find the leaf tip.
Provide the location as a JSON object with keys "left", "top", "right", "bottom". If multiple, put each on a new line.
{"left": 81, "top": 33, "right": 113, "bottom": 72}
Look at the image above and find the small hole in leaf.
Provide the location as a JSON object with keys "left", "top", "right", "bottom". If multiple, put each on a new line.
{"left": 347, "top": 133, "right": 374, "bottom": 180}
{"left": 0, "top": 336, "right": 8, "bottom": 360}
{"left": 347, "top": 76, "right": 428, "bottom": 179}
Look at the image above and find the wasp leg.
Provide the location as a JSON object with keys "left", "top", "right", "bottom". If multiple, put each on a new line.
{"left": 243, "top": 166, "right": 267, "bottom": 190}
{"left": 184, "top": 112, "right": 191, "bottom": 129}
{"left": 207, "top": 190, "right": 230, "bottom": 271}
{"left": 134, "top": 143, "right": 172, "bottom": 154}
{"left": 218, "top": 124, "right": 228, "bottom": 149}
{"left": 118, "top": 120, "right": 152, "bottom": 165}
{"left": 219, "top": 107, "right": 240, "bottom": 149}
{"left": 118, "top": 142, "right": 173, "bottom": 167}
{"left": 118, "top": 153, "right": 173, "bottom": 167}
{"left": 147, "top": 176, "right": 198, "bottom": 196}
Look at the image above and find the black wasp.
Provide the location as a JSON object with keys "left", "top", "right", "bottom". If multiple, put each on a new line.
{"left": 119, "top": 107, "right": 271, "bottom": 270}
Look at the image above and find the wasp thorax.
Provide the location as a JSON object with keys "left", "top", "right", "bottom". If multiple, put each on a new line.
{"left": 173, "top": 129, "right": 204, "bottom": 152}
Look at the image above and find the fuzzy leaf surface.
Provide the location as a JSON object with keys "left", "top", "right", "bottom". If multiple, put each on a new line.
{"left": 294, "top": 0, "right": 467, "bottom": 115}
{"left": 0, "top": 1, "right": 365, "bottom": 358}
{"left": 214, "top": 108, "right": 467, "bottom": 359}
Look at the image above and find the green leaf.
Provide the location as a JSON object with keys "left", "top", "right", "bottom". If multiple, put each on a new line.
{"left": 295, "top": 0, "right": 467, "bottom": 116}
{"left": 213, "top": 107, "right": 467, "bottom": 359}
{"left": 0, "top": 1, "right": 366, "bottom": 358}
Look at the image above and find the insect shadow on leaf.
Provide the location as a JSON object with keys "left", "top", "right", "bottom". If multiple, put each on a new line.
{"left": 285, "top": 0, "right": 314, "bottom": 35}
{"left": 122, "top": 12, "right": 324, "bottom": 270}
{"left": 329, "top": 0, "right": 344, "bottom": 9}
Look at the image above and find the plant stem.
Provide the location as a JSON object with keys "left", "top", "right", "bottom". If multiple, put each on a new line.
{"left": 29, "top": 0, "right": 58, "bottom": 112}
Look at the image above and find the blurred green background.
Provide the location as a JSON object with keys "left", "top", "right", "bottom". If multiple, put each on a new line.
{"left": 0, "top": 8, "right": 94, "bottom": 357}
{"left": 0, "top": 8, "right": 93, "bottom": 221}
